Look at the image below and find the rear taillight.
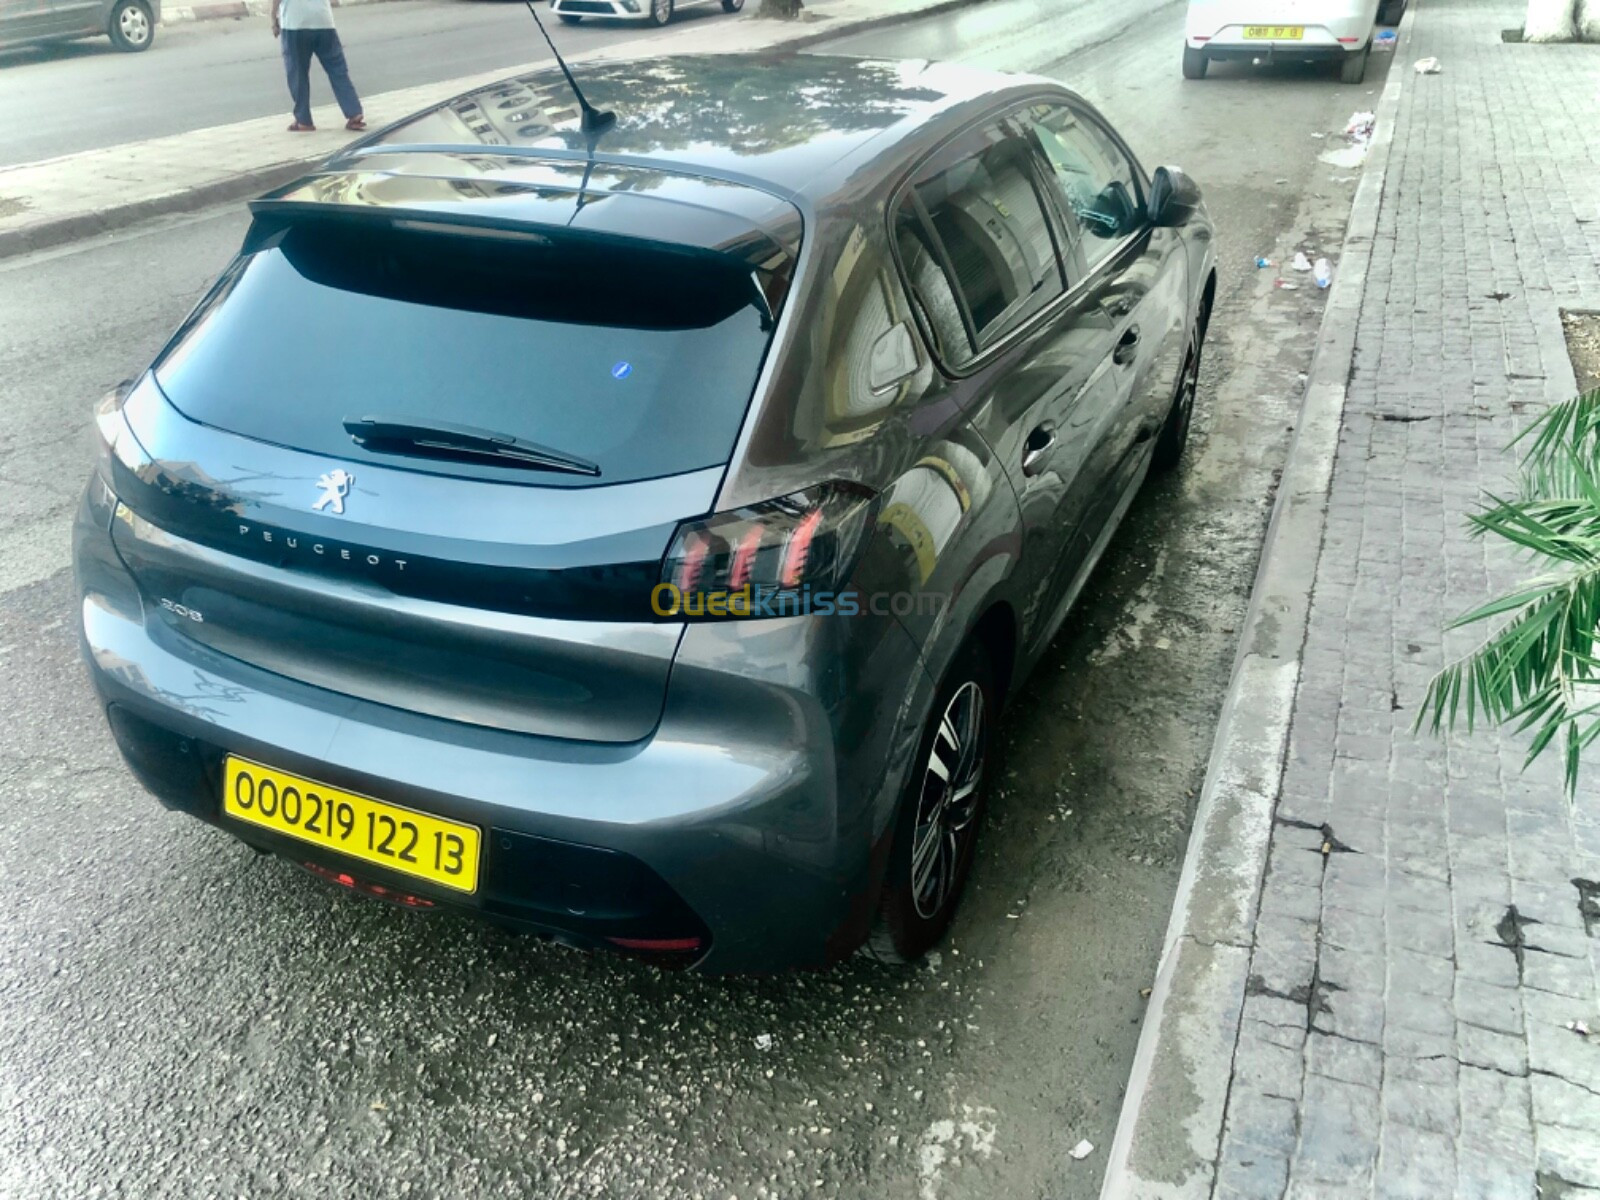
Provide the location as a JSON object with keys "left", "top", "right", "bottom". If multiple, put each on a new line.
{"left": 658, "top": 483, "right": 876, "bottom": 619}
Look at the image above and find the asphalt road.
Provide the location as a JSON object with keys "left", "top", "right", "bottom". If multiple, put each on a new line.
{"left": 0, "top": 0, "right": 742, "bottom": 168}
{"left": 0, "top": 2, "right": 1396, "bottom": 1195}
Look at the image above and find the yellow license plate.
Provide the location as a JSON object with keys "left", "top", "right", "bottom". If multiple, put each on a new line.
{"left": 1244, "top": 25, "right": 1304, "bottom": 38}
{"left": 223, "top": 757, "right": 480, "bottom": 893}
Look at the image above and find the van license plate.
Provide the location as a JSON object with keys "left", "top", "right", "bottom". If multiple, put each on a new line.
{"left": 1244, "top": 25, "right": 1304, "bottom": 38}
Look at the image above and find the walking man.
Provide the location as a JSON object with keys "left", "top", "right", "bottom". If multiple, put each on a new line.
{"left": 271, "top": 0, "right": 365, "bottom": 133}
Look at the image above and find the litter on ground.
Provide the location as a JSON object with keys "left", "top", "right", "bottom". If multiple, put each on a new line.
{"left": 1320, "top": 111, "right": 1376, "bottom": 169}
{"left": 1414, "top": 57, "right": 1442, "bottom": 74}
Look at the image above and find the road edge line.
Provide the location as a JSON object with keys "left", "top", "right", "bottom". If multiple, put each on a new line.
{"left": 1096, "top": 11, "right": 1416, "bottom": 1198}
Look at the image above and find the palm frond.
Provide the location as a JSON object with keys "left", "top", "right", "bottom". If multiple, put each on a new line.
{"left": 1419, "top": 387, "right": 1600, "bottom": 797}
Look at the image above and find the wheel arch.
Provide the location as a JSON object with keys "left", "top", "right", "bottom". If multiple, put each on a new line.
{"left": 969, "top": 601, "right": 1019, "bottom": 709}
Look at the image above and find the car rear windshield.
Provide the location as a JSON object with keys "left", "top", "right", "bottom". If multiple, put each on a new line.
{"left": 153, "top": 218, "right": 789, "bottom": 487}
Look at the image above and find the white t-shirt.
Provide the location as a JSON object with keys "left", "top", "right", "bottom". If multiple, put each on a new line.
{"left": 280, "top": 0, "right": 335, "bottom": 30}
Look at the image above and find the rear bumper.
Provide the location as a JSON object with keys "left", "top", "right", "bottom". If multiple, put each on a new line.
{"left": 75, "top": 494, "right": 935, "bottom": 973}
{"left": 1186, "top": 19, "right": 1374, "bottom": 53}
{"left": 1190, "top": 40, "right": 1361, "bottom": 61}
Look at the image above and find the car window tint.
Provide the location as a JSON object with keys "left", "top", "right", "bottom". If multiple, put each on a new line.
{"left": 1025, "top": 103, "right": 1144, "bottom": 271}
{"left": 909, "top": 127, "right": 1063, "bottom": 353}
{"left": 153, "top": 220, "right": 785, "bottom": 487}
{"left": 894, "top": 206, "right": 970, "bottom": 366}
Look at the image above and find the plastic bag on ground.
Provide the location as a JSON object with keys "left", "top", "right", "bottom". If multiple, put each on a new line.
{"left": 1524, "top": 0, "right": 1577, "bottom": 41}
{"left": 1414, "top": 56, "right": 1442, "bottom": 73}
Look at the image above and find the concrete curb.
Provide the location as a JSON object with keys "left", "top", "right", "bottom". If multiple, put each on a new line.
{"left": 1096, "top": 11, "right": 1418, "bottom": 1199}
{"left": 0, "top": 160, "right": 309, "bottom": 254}
{"left": 0, "top": 0, "right": 996, "bottom": 260}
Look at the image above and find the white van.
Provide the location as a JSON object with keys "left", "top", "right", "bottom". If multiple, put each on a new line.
{"left": 1183, "top": 0, "right": 1405, "bottom": 82}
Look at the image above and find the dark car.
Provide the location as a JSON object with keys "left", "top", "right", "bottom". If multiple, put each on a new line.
{"left": 0, "top": 0, "right": 158, "bottom": 52}
{"left": 76, "top": 53, "right": 1215, "bottom": 972}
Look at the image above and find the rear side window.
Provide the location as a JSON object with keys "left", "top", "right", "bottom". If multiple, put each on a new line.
{"left": 1023, "top": 103, "right": 1145, "bottom": 271}
{"left": 894, "top": 121, "right": 1064, "bottom": 369}
{"left": 153, "top": 219, "right": 790, "bottom": 487}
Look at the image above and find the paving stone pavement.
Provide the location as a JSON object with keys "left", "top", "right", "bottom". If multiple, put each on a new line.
{"left": 1211, "top": 2, "right": 1600, "bottom": 1197}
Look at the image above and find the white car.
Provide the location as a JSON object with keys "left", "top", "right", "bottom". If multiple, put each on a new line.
{"left": 1183, "top": 0, "right": 1406, "bottom": 82}
{"left": 551, "top": 0, "right": 742, "bottom": 25}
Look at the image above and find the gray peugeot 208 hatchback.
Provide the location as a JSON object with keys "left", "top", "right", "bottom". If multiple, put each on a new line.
{"left": 75, "top": 52, "right": 1215, "bottom": 972}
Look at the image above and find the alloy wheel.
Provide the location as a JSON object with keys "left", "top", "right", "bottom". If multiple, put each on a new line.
{"left": 1174, "top": 304, "right": 1203, "bottom": 437}
{"left": 910, "top": 680, "right": 986, "bottom": 920}
{"left": 1154, "top": 294, "right": 1206, "bottom": 471}
{"left": 120, "top": 3, "right": 150, "bottom": 44}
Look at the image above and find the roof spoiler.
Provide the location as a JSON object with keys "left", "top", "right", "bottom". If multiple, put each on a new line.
{"left": 241, "top": 196, "right": 786, "bottom": 328}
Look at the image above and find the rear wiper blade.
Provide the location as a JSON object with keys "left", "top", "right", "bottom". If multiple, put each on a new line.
{"left": 343, "top": 416, "right": 600, "bottom": 477}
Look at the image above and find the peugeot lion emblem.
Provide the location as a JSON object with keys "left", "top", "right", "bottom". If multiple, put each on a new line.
{"left": 312, "top": 469, "right": 355, "bottom": 515}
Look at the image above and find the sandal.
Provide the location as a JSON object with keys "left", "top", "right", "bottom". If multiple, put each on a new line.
{"left": 287, "top": 122, "right": 316, "bottom": 132}
{"left": 345, "top": 116, "right": 367, "bottom": 131}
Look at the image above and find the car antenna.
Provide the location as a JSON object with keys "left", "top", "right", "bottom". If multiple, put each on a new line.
{"left": 522, "top": 1, "right": 616, "bottom": 135}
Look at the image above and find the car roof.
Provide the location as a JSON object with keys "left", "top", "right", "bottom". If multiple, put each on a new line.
{"left": 332, "top": 53, "right": 1069, "bottom": 205}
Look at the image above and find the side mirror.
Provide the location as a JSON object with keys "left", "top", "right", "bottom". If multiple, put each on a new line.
{"left": 1148, "top": 166, "right": 1203, "bottom": 228}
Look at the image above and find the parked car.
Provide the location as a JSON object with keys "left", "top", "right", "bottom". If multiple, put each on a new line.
{"left": 550, "top": 0, "right": 741, "bottom": 27}
{"left": 75, "top": 53, "right": 1216, "bottom": 973}
{"left": 1183, "top": 0, "right": 1407, "bottom": 81}
{"left": 0, "top": 0, "right": 157, "bottom": 52}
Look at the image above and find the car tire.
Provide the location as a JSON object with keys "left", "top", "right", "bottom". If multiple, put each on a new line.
{"left": 1340, "top": 42, "right": 1370, "bottom": 83}
{"left": 648, "top": 0, "right": 673, "bottom": 25}
{"left": 558, "top": 12, "right": 582, "bottom": 23}
{"left": 107, "top": 0, "right": 154, "bottom": 51}
{"left": 1152, "top": 290, "right": 1208, "bottom": 474}
{"left": 865, "top": 640, "right": 997, "bottom": 965}
{"left": 722, "top": 0, "right": 743, "bottom": 10}
{"left": 1182, "top": 44, "right": 1208, "bottom": 79}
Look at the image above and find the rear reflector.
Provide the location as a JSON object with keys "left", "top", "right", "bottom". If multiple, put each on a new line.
{"left": 303, "top": 861, "right": 436, "bottom": 908}
{"left": 605, "top": 936, "right": 703, "bottom": 953}
{"left": 1338, "top": 36, "right": 1359, "bottom": 42}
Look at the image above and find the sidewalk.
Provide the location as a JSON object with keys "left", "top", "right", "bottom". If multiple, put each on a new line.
{"left": 0, "top": 0, "right": 1018, "bottom": 258}
{"left": 1103, "top": 1, "right": 1600, "bottom": 1196}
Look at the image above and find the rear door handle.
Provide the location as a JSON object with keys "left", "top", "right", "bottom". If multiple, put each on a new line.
{"left": 1022, "top": 421, "right": 1057, "bottom": 477}
{"left": 1113, "top": 325, "right": 1141, "bottom": 367}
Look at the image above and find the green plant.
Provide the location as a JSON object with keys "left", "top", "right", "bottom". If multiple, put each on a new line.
{"left": 1419, "top": 387, "right": 1600, "bottom": 795}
